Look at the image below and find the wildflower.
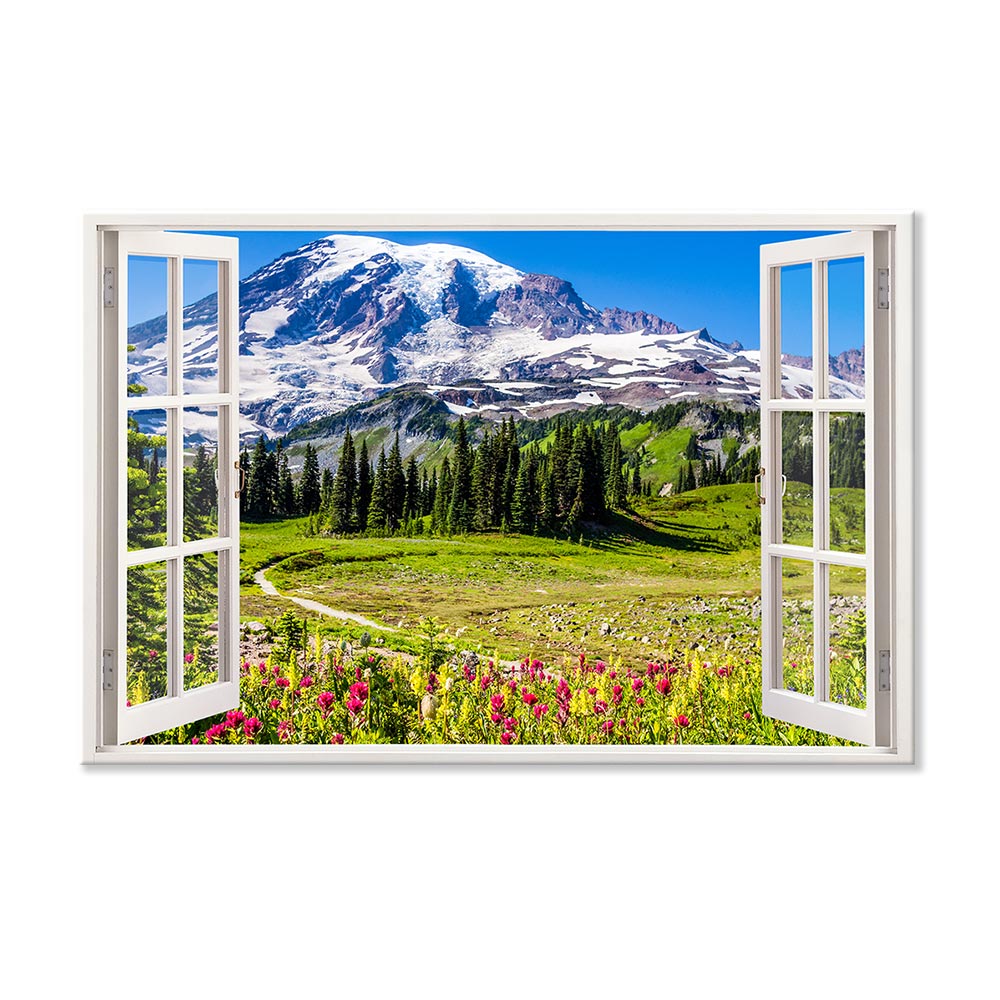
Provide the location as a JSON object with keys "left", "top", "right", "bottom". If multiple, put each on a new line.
{"left": 667, "top": 665, "right": 679, "bottom": 676}
{"left": 426, "top": 672, "right": 438, "bottom": 692}
{"left": 125, "top": 699, "right": 131, "bottom": 707}
{"left": 276, "top": 676, "right": 290, "bottom": 688}
{"left": 743, "top": 711, "right": 753, "bottom": 720}
{"left": 609, "top": 670, "right": 617, "bottom": 680}
{"left": 632, "top": 678, "right": 644, "bottom": 693}
{"left": 656, "top": 676, "right": 671, "bottom": 695}
{"left": 533, "top": 659, "right": 544, "bottom": 671}
{"left": 618, "top": 718, "right": 626, "bottom": 727}
{"left": 317, "top": 691, "right": 335, "bottom": 715}
{"left": 533, "top": 704, "right": 549, "bottom": 720}
{"left": 346, "top": 697, "right": 365, "bottom": 717}
{"left": 600, "top": 720, "right": 614, "bottom": 735}
{"left": 674, "top": 714, "right": 690, "bottom": 728}
{"left": 578, "top": 653, "right": 586, "bottom": 667}
{"left": 269, "top": 698, "right": 281, "bottom": 710}
{"left": 500, "top": 731, "right": 514, "bottom": 745}
{"left": 148, "top": 649, "right": 158, "bottom": 660}
{"left": 594, "top": 661, "right": 607, "bottom": 674}
{"left": 299, "top": 675, "right": 313, "bottom": 688}
{"left": 330, "top": 733, "right": 345, "bottom": 744}
{"left": 225, "top": 709, "right": 245, "bottom": 728}
{"left": 258, "top": 663, "right": 268, "bottom": 676}
{"left": 522, "top": 688, "right": 539, "bottom": 707}
{"left": 480, "top": 674, "right": 492, "bottom": 690}
{"left": 191, "top": 736, "right": 200, "bottom": 745}
{"left": 716, "top": 666, "right": 731, "bottom": 678}
{"left": 349, "top": 681, "right": 369, "bottom": 701}
{"left": 277, "top": 720, "right": 294, "bottom": 742}
{"left": 636, "top": 697, "right": 645, "bottom": 707}
{"left": 594, "top": 700, "right": 608, "bottom": 715}
{"left": 187, "top": 653, "right": 196, "bottom": 664}
{"left": 508, "top": 679, "right": 518, "bottom": 691}
{"left": 244, "top": 717, "right": 262, "bottom": 739}
{"left": 588, "top": 687, "right": 598, "bottom": 696}
{"left": 490, "top": 693, "right": 505, "bottom": 711}
{"left": 503, "top": 717, "right": 517, "bottom": 731}
{"left": 612, "top": 685, "right": 623, "bottom": 705}
{"left": 491, "top": 712, "right": 503, "bottom": 724}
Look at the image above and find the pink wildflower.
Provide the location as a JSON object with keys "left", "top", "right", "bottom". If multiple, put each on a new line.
{"left": 330, "top": 733, "right": 345, "bottom": 744}
{"left": 594, "top": 700, "right": 608, "bottom": 715}
{"left": 269, "top": 698, "right": 281, "bottom": 710}
{"left": 674, "top": 714, "right": 690, "bottom": 728}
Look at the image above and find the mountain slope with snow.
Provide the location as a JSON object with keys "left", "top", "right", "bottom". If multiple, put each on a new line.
{"left": 126, "top": 234, "right": 864, "bottom": 436}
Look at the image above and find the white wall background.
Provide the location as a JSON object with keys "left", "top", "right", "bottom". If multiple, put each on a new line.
{"left": 1, "top": 2, "right": 994, "bottom": 996}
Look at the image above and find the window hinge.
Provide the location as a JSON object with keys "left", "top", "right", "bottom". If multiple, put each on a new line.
{"left": 878, "top": 650, "right": 891, "bottom": 692}
{"left": 102, "top": 649, "right": 114, "bottom": 691}
{"left": 877, "top": 268, "right": 890, "bottom": 309}
{"left": 103, "top": 267, "right": 115, "bottom": 308}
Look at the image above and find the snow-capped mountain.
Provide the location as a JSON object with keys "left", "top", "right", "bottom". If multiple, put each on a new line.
{"left": 126, "top": 234, "right": 864, "bottom": 436}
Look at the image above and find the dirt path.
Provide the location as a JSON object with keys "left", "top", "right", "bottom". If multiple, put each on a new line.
{"left": 254, "top": 569, "right": 398, "bottom": 632}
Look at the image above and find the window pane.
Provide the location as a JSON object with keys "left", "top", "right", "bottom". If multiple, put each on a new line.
{"left": 184, "top": 552, "right": 220, "bottom": 691}
{"left": 183, "top": 259, "right": 220, "bottom": 394}
{"left": 827, "top": 257, "right": 865, "bottom": 399}
{"left": 126, "top": 255, "right": 168, "bottom": 397}
{"left": 779, "top": 262, "right": 812, "bottom": 399}
{"left": 829, "top": 411, "right": 865, "bottom": 553}
{"left": 779, "top": 411, "right": 813, "bottom": 547}
{"left": 828, "top": 565, "right": 866, "bottom": 709}
{"left": 184, "top": 407, "right": 219, "bottom": 542}
{"left": 127, "top": 409, "right": 168, "bottom": 550}
{"left": 126, "top": 561, "right": 169, "bottom": 705}
{"left": 780, "top": 558, "right": 814, "bottom": 696}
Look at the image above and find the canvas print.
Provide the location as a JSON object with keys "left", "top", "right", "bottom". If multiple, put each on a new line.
{"left": 122, "top": 229, "right": 868, "bottom": 747}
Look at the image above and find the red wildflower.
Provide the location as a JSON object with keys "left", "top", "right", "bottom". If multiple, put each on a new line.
{"left": 490, "top": 694, "right": 505, "bottom": 711}
{"left": 612, "top": 685, "right": 623, "bottom": 704}
{"left": 594, "top": 700, "right": 608, "bottom": 715}
{"left": 743, "top": 711, "right": 753, "bottom": 720}
{"left": 299, "top": 675, "right": 313, "bottom": 688}
{"left": 243, "top": 717, "right": 262, "bottom": 739}
{"left": 632, "top": 678, "right": 644, "bottom": 693}
{"left": 522, "top": 688, "right": 539, "bottom": 707}
{"left": 600, "top": 720, "right": 614, "bottom": 735}
{"left": 191, "top": 736, "right": 200, "bottom": 745}
{"left": 491, "top": 713, "right": 503, "bottom": 724}
{"left": 503, "top": 717, "right": 517, "bottom": 730}
{"left": 674, "top": 714, "right": 690, "bottom": 728}
{"left": 636, "top": 697, "right": 645, "bottom": 707}
{"left": 276, "top": 676, "right": 290, "bottom": 688}
{"left": 317, "top": 691, "right": 335, "bottom": 714}
{"left": 716, "top": 666, "right": 731, "bottom": 678}
{"left": 349, "top": 681, "right": 369, "bottom": 701}
{"left": 269, "top": 698, "right": 281, "bottom": 710}
{"left": 656, "top": 676, "right": 671, "bottom": 695}
{"left": 346, "top": 697, "right": 365, "bottom": 716}
{"left": 533, "top": 703, "right": 549, "bottom": 720}
{"left": 330, "top": 733, "right": 345, "bottom": 744}
{"left": 588, "top": 687, "right": 598, "bottom": 696}
{"left": 187, "top": 653, "right": 197, "bottom": 664}
{"left": 277, "top": 720, "right": 294, "bottom": 742}
{"left": 500, "top": 731, "right": 514, "bottom": 745}
{"left": 148, "top": 649, "right": 158, "bottom": 660}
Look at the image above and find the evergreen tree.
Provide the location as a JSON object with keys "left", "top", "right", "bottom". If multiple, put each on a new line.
{"left": 631, "top": 463, "right": 642, "bottom": 497}
{"left": 404, "top": 455, "right": 420, "bottom": 521}
{"left": 511, "top": 450, "right": 538, "bottom": 532}
{"left": 367, "top": 447, "right": 389, "bottom": 531}
{"left": 277, "top": 445, "right": 296, "bottom": 516}
{"left": 297, "top": 443, "right": 322, "bottom": 515}
{"left": 246, "top": 436, "right": 272, "bottom": 519}
{"left": 471, "top": 427, "right": 494, "bottom": 531}
{"left": 447, "top": 418, "right": 474, "bottom": 533}
{"left": 432, "top": 456, "right": 452, "bottom": 534}
{"left": 319, "top": 467, "right": 333, "bottom": 516}
{"left": 356, "top": 439, "right": 372, "bottom": 530}
{"left": 330, "top": 428, "right": 357, "bottom": 532}
{"left": 386, "top": 433, "right": 406, "bottom": 531}
{"left": 606, "top": 433, "right": 627, "bottom": 509}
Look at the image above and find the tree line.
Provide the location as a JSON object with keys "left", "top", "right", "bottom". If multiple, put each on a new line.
{"left": 240, "top": 415, "right": 646, "bottom": 536}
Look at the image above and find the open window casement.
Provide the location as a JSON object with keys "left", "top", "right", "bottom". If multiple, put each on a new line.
{"left": 101, "top": 231, "right": 241, "bottom": 744}
{"left": 759, "top": 231, "right": 892, "bottom": 746}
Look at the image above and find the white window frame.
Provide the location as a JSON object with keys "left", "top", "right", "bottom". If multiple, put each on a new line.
{"left": 82, "top": 213, "right": 914, "bottom": 764}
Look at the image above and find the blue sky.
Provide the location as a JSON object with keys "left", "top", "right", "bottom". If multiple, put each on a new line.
{"left": 128, "top": 230, "right": 864, "bottom": 355}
